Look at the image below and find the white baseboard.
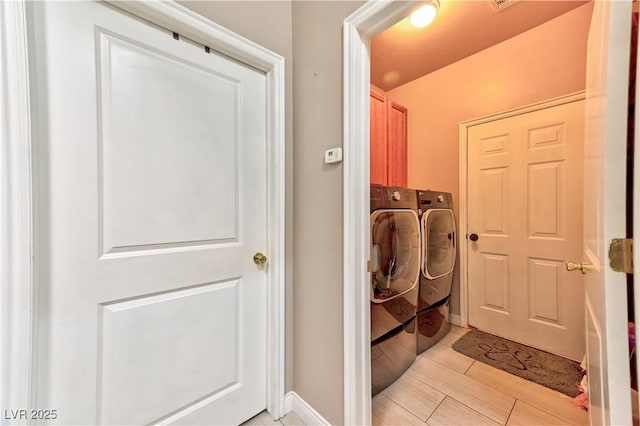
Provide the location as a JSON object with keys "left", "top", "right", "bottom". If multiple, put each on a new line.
{"left": 284, "top": 392, "right": 294, "bottom": 414}
{"left": 449, "top": 313, "right": 462, "bottom": 327}
{"left": 284, "top": 391, "right": 330, "bottom": 425}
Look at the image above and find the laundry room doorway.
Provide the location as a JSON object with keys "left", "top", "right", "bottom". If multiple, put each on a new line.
{"left": 343, "top": 1, "right": 636, "bottom": 425}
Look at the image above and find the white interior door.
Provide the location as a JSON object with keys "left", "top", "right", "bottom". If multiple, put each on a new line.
{"left": 583, "top": 1, "right": 633, "bottom": 425}
{"left": 467, "top": 99, "right": 585, "bottom": 360}
{"left": 29, "top": 2, "right": 268, "bottom": 424}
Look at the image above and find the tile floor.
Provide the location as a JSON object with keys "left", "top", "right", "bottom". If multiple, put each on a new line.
{"left": 243, "top": 410, "right": 305, "bottom": 426}
{"left": 372, "top": 325, "right": 588, "bottom": 425}
{"left": 246, "top": 325, "right": 589, "bottom": 426}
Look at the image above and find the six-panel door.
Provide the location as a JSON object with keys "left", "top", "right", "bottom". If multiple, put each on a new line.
{"left": 467, "top": 100, "right": 585, "bottom": 360}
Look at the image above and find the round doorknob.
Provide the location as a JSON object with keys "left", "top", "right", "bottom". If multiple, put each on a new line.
{"left": 469, "top": 233, "right": 479, "bottom": 241}
{"left": 253, "top": 252, "right": 268, "bottom": 265}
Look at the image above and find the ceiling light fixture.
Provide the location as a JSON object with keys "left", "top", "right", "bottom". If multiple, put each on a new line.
{"left": 410, "top": 1, "right": 440, "bottom": 29}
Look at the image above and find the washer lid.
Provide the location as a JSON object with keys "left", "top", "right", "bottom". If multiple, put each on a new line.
{"left": 421, "top": 209, "right": 456, "bottom": 279}
{"left": 370, "top": 209, "right": 420, "bottom": 303}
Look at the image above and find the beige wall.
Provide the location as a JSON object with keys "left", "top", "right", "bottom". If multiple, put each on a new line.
{"left": 179, "top": 0, "right": 295, "bottom": 393}
{"left": 291, "top": 2, "right": 364, "bottom": 424}
{"left": 387, "top": 3, "right": 593, "bottom": 315}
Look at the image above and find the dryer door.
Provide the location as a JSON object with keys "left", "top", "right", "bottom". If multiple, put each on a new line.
{"left": 422, "top": 209, "right": 456, "bottom": 279}
{"left": 370, "top": 209, "right": 420, "bottom": 303}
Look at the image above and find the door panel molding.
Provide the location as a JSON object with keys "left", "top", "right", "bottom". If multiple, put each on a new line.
{"left": 0, "top": 0, "right": 286, "bottom": 420}
{"left": 458, "top": 91, "right": 585, "bottom": 329}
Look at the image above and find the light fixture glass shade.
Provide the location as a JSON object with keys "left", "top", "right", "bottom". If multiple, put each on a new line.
{"left": 410, "top": 3, "right": 438, "bottom": 29}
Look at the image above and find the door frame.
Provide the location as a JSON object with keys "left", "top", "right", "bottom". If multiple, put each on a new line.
{"left": 0, "top": 0, "right": 287, "bottom": 420}
{"left": 457, "top": 91, "right": 585, "bottom": 329}
{"left": 343, "top": 2, "right": 419, "bottom": 424}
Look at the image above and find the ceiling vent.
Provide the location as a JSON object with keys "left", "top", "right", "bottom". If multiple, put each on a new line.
{"left": 490, "top": 0, "right": 518, "bottom": 12}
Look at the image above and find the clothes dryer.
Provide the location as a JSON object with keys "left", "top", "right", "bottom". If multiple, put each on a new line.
{"left": 370, "top": 185, "right": 420, "bottom": 395}
{"left": 416, "top": 190, "right": 456, "bottom": 354}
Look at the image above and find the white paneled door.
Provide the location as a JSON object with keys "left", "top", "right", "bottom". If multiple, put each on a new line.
{"left": 467, "top": 99, "right": 585, "bottom": 360}
{"left": 29, "top": 2, "right": 267, "bottom": 424}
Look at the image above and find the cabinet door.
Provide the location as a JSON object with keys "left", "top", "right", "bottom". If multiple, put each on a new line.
{"left": 387, "top": 101, "right": 407, "bottom": 187}
{"left": 370, "top": 91, "right": 388, "bottom": 185}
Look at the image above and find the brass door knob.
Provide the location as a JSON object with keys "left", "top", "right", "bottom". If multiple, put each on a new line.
{"left": 566, "top": 261, "right": 596, "bottom": 274}
{"left": 253, "top": 252, "right": 268, "bottom": 265}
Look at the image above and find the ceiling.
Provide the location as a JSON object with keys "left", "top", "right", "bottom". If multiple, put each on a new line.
{"left": 371, "top": 0, "right": 590, "bottom": 91}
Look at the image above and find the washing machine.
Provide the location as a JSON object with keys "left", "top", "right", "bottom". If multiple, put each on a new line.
{"left": 416, "top": 190, "right": 456, "bottom": 354}
{"left": 370, "top": 185, "right": 420, "bottom": 395}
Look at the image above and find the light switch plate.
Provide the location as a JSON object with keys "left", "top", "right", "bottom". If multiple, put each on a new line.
{"left": 324, "top": 148, "right": 343, "bottom": 164}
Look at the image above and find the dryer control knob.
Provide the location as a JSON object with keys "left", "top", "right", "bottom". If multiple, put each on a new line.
{"left": 437, "top": 195, "right": 444, "bottom": 203}
{"left": 390, "top": 191, "right": 401, "bottom": 201}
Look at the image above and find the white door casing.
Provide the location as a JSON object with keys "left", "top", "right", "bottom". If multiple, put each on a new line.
{"left": 0, "top": 0, "right": 35, "bottom": 416}
{"left": 583, "top": 1, "right": 633, "bottom": 424}
{"left": 343, "top": 2, "right": 421, "bottom": 424}
{"left": 0, "top": 1, "right": 286, "bottom": 424}
{"left": 466, "top": 97, "right": 585, "bottom": 360}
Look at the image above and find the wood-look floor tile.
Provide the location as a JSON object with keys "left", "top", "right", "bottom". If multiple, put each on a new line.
{"left": 408, "top": 357, "right": 515, "bottom": 424}
{"left": 381, "top": 373, "right": 446, "bottom": 421}
{"left": 427, "top": 397, "right": 501, "bottom": 426}
{"left": 420, "top": 331, "right": 475, "bottom": 374}
{"left": 241, "top": 411, "right": 281, "bottom": 426}
{"left": 507, "top": 400, "right": 575, "bottom": 425}
{"left": 372, "top": 394, "right": 426, "bottom": 425}
{"left": 465, "top": 361, "right": 588, "bottom": 425}
{"left": 279, "top": 412, "right": 305, "bottom": 426}
{"left": 448, "top": 325, "right": 471, "bottom": 337}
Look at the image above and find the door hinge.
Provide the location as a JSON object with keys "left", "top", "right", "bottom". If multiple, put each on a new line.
{"left": 609, "top": 238, "right": 633, "bottom": 274}
{"left": 367, "top": 260, "right": 372, "bottom": 273}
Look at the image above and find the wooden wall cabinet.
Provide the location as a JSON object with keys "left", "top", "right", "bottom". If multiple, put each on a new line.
{"left": 370, "top": 90, "right": 407, "bottom": 187}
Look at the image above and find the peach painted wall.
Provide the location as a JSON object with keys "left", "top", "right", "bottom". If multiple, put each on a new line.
{"left": 387, "top": 2, "right": 593, "bottom": 316}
